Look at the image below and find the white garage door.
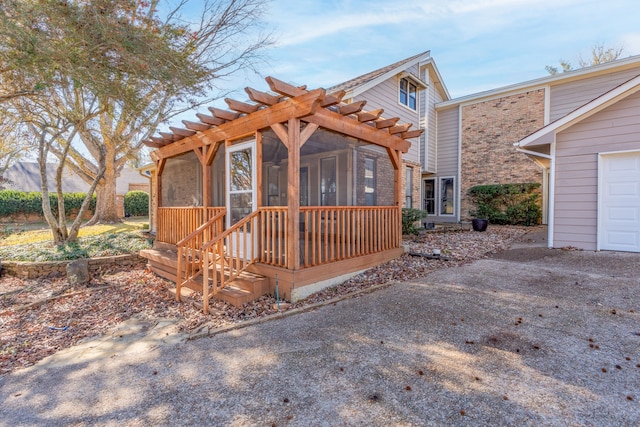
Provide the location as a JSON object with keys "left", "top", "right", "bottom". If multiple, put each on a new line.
{"left": 599, "top": 152, "right": 640, "bottom": 252}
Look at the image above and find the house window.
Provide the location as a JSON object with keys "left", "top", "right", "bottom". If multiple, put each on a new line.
{"left": 364, "top": 157, "right": 376, "bottom": 206}
{"left": 399, "top": 77, "right": 417, "bottom": 110}
{"left": 424, "top": 179, "right": 435, "bottom": 215}
{"left": 320, "top": 157, "right": 336, "bottom": 206}
{"left": 440, "top": 177, "right": 455, "bottom": 215}
{"left": 405, "top": 166, "right": 413, "bottom": 208}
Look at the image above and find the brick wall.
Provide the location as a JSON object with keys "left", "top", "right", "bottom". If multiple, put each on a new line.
{"left": 460, "top": 89, "right": 545, "bottom": 219}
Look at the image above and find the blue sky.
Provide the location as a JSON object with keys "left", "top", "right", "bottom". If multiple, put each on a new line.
{"left": 165, "top": 0, "right": 640, "bottom": 129}
{"left": 224, "top": 0, "right": 640, "bottom": 101}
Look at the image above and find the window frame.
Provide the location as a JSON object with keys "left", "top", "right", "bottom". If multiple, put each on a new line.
{"left": 439, "top": 176, "right": 455, "bottom": 216}
{"left": 405, "top": 166, "right": 413, "bottom": 208}
{"left": 423, "top": 178, "right": 435, "bottom": 215}
{"left": 399, "top": 77, "right": 418, "bottom": 110}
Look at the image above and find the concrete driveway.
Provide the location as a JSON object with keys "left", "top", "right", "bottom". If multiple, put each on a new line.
{"left": 1, "top": 231, "right": 639, "bottom": 426}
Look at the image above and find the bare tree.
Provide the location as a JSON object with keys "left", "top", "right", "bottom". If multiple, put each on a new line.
{"left": 0, "top": 0, "right": 272, "bottom": 241}
{"left": 546, "top": 43, "right": 625, "bottom": 75}
{"left": 0, "top": 113, "right": 29, "bottom": 186}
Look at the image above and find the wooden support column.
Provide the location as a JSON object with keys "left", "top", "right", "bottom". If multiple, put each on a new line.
{"left": 391, "top": 150, "right": 403, "bottom": 247}
{"left": 287, "top": 118, "right": 301, "bottom": 270}
{"left": 156, "top": 158, "right": 166, "bottom": 208}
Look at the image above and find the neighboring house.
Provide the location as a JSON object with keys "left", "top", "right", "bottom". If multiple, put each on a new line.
{"left": 436, "top": 55, "right": 640, "bottom": 251}
{"left": 140, "top": 76, "right": 422, "bottom": 312}
{"left": 4, "top": 161, "right": 150, "bottom": 217}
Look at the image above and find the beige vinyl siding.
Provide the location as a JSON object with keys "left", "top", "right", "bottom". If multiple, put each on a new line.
{"left": 430, "top": 106, "right": 459, "bottom": 222}
{"left": 355, "top": 66, "right": 421, "bottom": 165}
{"left": 550, "top": 68, "right": 640, "bottom": 121}
{"left": 553, "top": 90, "right": 640, "bottom": 250}
{"left": 426, "top": 78, "right": 444, "bottom": 173}
{"left": 436, "top": 107, "right": 459, "bottom": 176}
{"left": 419, "top": 69, "right": 428, "bottom": 172}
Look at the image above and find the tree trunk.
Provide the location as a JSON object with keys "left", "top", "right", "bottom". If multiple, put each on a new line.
{"left": 88, "top": 160, "right": 120, "bottom": 224}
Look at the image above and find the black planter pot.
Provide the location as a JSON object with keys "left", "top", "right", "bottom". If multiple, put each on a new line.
{"left": 472, "top": 218, "right": 489, "bottom": 232}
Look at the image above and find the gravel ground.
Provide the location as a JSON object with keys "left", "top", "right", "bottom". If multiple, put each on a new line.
{"left": 1, "top": 226, "right": 639, "bottom": 426}
{"left": 0, "top": 226, "right": 528, "bottom": 375}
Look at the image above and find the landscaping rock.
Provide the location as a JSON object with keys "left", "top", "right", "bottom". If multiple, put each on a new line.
{"left": 66, "top": 259, "right": 90, "bottom": 285}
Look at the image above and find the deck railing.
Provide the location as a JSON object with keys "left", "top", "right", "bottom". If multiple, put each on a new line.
{"left": 200, "top": 210, "right": 261, "bottom": 313}
{"left": 175, "top": 210, "right": 226, "bottom": 301}
{"left": 258, "top": 207, "right": 288, "bottom": 267}
{"left": 157, "top": 207, "right": 225, "bottom": 244}
{"left": 299, "top": 206, "right": 400, "bottom": 268}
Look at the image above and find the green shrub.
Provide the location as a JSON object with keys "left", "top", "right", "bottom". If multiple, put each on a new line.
{"left": 402, "top": 208, "right": 427, "bottom": 235}
{"left": 0, "top": 190, "right": 96, "bottom": 218}
{"left": 124, "top": 191, "right": 149, "bottom": 216}
{"left": 468, "top": 183, "right": 541, "bottom": 226}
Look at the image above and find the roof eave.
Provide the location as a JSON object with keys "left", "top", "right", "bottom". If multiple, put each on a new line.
{"left": 438, "top": 54, "right": 640, "bottom": 110}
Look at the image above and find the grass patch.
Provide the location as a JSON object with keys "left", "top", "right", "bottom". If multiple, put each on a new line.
{"left": 0, "top": 218, "right": 148, "bottom": 246}
{"left": 0, "top": 232, "right": 152, "bottom": 262}
{"left": 0, "top": 218, "right": 152, "bottom": 261}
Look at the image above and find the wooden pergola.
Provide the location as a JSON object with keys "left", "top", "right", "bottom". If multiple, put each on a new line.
{"left": 142, "top": 76, "right": 423, "bottom": 310}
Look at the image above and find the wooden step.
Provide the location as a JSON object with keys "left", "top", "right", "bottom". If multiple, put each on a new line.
{"left": 140, "top": 248, "right": 269, "bottom": 308}
{"left": 217, "top": 285, "right": 256, "bottom": 307}
{"left": 140, "top": 248, "right": 178, "bottom": 268}
{"left": 184, "top": 273, "right": 269, "bottom": 307}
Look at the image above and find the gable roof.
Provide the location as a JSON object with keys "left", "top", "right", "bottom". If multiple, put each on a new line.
{"left": 328, "top": 51, "right": 430, "bottom": 93}
{"left": 516, "top": 73, "right": 640, "bottom": 147}
{"left": 327, "top": 51, "right": 450, "bottom": 101}
{"left": 437, "top": 54, "right": 640, "bottom": 110}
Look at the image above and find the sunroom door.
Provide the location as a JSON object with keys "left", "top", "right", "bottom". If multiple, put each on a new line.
{"left": 226, "top": 140, "right": 257, "bottom": 259}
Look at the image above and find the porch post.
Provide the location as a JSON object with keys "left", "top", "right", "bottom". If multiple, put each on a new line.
{"left": 393, "top": 150, "right": 403, "bottom": 247}
{"left": 287, "top": 118, "right": 301, "bottom": 269}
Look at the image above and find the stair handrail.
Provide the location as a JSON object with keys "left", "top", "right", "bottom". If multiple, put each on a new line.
{"left": 200, "top": 209, "right": 261, "bottom": 313}
{"left": 175, "top": 209, "right": 226, "bottom": 302}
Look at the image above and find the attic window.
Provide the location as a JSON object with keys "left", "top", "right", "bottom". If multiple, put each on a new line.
{"left": 399, "top": 77, "right": 417, "bottom": 110}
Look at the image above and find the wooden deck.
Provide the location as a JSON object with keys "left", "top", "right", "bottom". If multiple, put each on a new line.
{"left": 142, "top": 205, "right": 403, "bottom": 310}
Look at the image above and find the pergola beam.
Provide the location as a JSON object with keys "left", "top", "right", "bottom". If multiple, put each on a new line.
{"left": 183, "top": 120, "right": 211, "bottom": 132}
{"left": 225, "top": 98, "right": 261, "bottom": 114}
{"left": 375, "top": 117, "right": 400, "bottom": 129}
{"left": 389, "top": 123, "right": 412, "bottom": 135}
{"left": 306, "top": 108, "right": 411, "bottom": 153}
{"left": 321, "top": 90, "right": 346, "bottom": 107}
{"left": 196, "top": 113, "right": 226, "bottom": 126}
{"left": 170, "top": 127, "right": 196, "bottom": 137}
{"left": 209, "top": 107, "right": 240, "bottom": 121}
{"left": 356, "top": 109, "right": 383, "bottom": 123}
{"left": 337, "top": 101, "right": 367, "bottom": 116}
{"left": 245, "top": 87, "right": 281, "bottom": 105}
{"left": 154, "top": 89, "right": 326, "bottom": 160}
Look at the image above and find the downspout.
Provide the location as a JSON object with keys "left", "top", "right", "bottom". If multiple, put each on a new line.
{"left": 456, "top": 106, "right": 462, "bottom": 222}
{"left": 515, "top": 147, "right": 555, "bottom": 248}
